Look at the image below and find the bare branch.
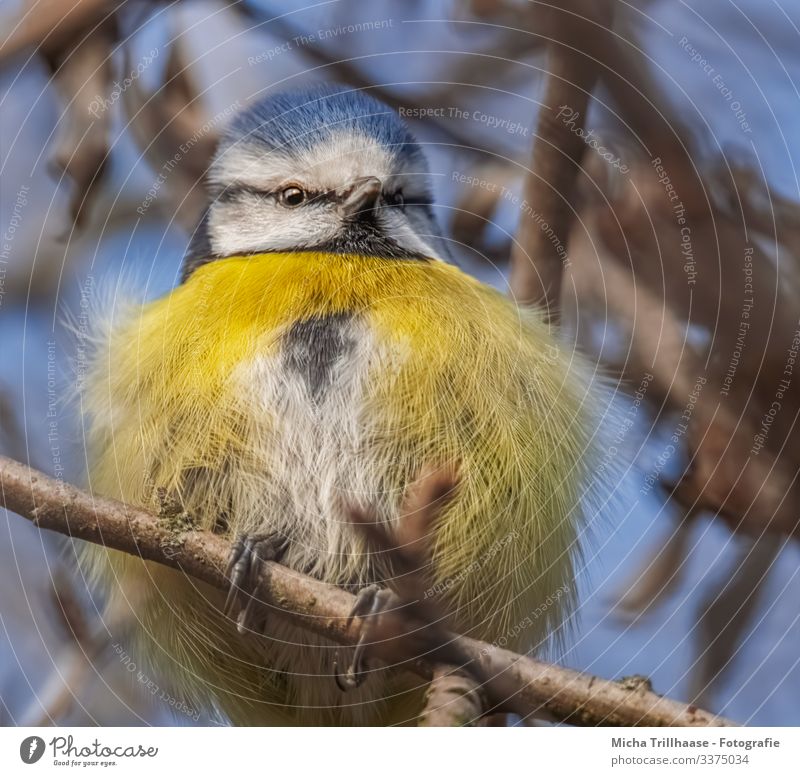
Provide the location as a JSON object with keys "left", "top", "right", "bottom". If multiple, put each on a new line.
{"left": 45, "top": 16, "right": 117, "bottom": 231}
{"left": 0, "top": 0, "right": 115, "bottom": 64}
{"left": 21, "top": 569, "right": 110, "bottom": 726}
{"left": 0, "top": 454, "right": 736, "bottom": 727}
{"left": 121, "top": 22, "right": 218, "bottom": 231}
{"left": 509, "top": 1, "right": 613, "bottom": 316}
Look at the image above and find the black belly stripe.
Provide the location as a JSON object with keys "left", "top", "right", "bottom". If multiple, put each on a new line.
{"left": 282, "top": 312, "right": 355, "bottom": 401}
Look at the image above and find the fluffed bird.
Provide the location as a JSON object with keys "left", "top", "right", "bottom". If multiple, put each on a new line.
{"left": 83, "top": 84, "right": 612, "bottom": 725}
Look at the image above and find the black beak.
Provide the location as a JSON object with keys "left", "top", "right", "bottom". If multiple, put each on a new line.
{"left": 337, "top": 176, "right": 382, "bottom": 219}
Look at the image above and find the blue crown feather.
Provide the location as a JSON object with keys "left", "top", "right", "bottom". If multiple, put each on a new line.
{"left": 222, "top": 83, "right": 421, "bottom": 161}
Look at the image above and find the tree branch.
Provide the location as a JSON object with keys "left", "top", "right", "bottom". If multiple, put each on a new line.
{"left": 509, "top": 0, "right": 613, "bottom": 317}
{"left": 0, "top": 454, "right": 736, "bottom": 727}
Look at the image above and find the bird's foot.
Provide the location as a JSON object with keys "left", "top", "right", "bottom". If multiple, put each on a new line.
{"left": 334, "top": 584, "right": 402, "bottom": 691}
{"left": 224, "top": 532, "right": 288, "bottom": 635}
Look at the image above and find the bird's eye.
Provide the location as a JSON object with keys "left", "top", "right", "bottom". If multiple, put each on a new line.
{"left": 279, "top": 186, "right": 306, "bottom": 207}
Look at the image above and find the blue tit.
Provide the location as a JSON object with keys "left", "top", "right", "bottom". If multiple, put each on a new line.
{"left": 83, "top": 83, "right": 611, "bottom": 725}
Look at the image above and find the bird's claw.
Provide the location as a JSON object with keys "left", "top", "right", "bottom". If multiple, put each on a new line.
{"left": 224, "top": 532, "right": 288, "bottom": 634}
{"left": 334, "top": 584, "right": 400, "bottom": 691}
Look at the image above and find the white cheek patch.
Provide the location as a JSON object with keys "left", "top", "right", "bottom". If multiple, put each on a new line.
{"left": 208, "top": 198, "right": 342, "bottom": 256}
{"left": 210, "top": 200, "right": 443, "bottom": 260}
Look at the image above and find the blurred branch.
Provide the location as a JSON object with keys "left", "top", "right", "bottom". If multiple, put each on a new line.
{"left": 0, "top": 453, "right": 735, "bottom": 727}
{"left": 614, "top": 511, "right": 697, "bottom": 622}
{"left": 0, "top": 0, "right": 117, "bottom": 63}
{"left": 509, "top": 0, "right": 613, "bottom": 317}
{"left": 0, "top": 384, "right": 26, "bottom": 462}
{"left": 690, "top": 534, "right": 784, "bottom": 709}
{"left": 231, "top": 3, "right": 539, "bottom": 155}
{"left": 21, "top": 569, "right": 110, "bottom": 726}
{"left": 121, "top": 20, "right": 217, "bottom": 230}
{"left": 44, "top": 16, "right": 118, "bottom": 231}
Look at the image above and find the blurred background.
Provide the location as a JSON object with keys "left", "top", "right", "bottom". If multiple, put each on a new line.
{"left": 1, "top": 0, "right": 799, "bottom": 725}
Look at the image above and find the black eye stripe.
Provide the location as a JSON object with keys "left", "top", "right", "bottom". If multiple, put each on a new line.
{"left": 395, "top": 197, "right": 430, "bottom": 206}
{"left": 216, "top": 185, "right": 248, "bottom": 203}
{"left": 217, "top": 185, "right": 324, "bottom": 201}
{"left": 216, "top": 184, "right": 271, "bottom": 202}
{"left": 216, "top": 184, "right": 431, "bottom": 208}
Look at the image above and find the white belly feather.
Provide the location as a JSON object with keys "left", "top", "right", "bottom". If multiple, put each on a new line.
{"left": 212, "top": 314, "right": 416, "bottom": 721}
{"left": 233, "top": 312, "right": 402, "bottom": 585}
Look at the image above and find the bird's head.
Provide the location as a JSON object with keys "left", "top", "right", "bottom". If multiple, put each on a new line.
{"left": 183, "top": 84, "right": 448, "bottom": 278}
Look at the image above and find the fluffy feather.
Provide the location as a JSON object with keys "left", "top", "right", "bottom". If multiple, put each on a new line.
{"left": 82, "top": 251, "right": 610, "bottom": 725}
